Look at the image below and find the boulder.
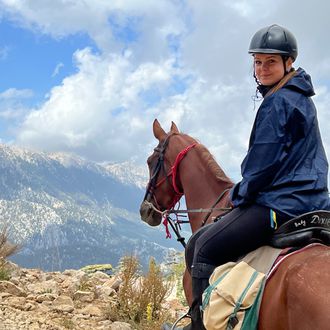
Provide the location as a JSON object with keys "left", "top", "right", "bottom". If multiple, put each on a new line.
{"left": 26, "top": 280, "right": 59, "bottom": 295}
{"left": 52, "top": 295, "right": 74, "bottom": 313}
{"left": 80, "top": 304, "right": 103, "bottom": 317}
{"left": 73, "top": 290, "right": 94, "bottom": 303}
{"left": 0, "top": 281, "right": 27, "bottom": 297}
{"left": 36, "top": 293, "right": 57, "bottom": 303}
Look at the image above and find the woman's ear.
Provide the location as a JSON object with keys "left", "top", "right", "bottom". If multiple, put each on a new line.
{"left": 286, "top": 57, "right": 293, "bottom": 72}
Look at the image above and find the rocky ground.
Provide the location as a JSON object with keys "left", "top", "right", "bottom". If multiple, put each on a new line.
{"left": 0, "top": 262, "right": 185, "bottom": 330}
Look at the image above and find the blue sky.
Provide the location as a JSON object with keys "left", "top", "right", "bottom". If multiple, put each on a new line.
{"left": 1, "top": 0, "right": 330, "bottom": 182}
{"left": 0, "top": 18, "right": 98, "bottom": 92}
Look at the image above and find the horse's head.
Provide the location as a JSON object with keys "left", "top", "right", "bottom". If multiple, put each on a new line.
{"left": 140, "top": 119, "right": 196, "bottom": 226}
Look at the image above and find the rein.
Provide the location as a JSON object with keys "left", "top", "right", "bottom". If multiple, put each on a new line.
{"left": 144, "top": 199, "right": 231, "bottom": 248}
{"left": 201, "top": 188, "right": 231, "bottom": 226}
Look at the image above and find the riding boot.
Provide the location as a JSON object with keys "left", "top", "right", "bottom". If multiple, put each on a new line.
{"left": 161, "top": 263, "right": 215, "bottom": 330}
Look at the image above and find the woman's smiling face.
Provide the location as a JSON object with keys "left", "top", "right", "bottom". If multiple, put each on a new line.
{"left": 254, "top": 54, "right": 292, "bottom": 86}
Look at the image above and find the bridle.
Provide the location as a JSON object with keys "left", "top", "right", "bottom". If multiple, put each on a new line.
{"left": 143, "top": 133, "right": 231, "bottom": 247}
{"left": 143, "top": 133, "right": 197, "bottom": 211}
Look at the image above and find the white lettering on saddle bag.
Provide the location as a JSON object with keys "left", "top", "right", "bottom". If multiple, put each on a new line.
{"left": 202, "top": 261, "right": 266, "bottom": 330}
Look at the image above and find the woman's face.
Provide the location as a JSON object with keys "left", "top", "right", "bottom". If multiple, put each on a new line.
{"left": 254, "top": 54, "right": 292, "bottom": 86}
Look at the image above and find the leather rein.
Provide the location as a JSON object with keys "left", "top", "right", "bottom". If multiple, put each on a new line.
{"left": 143, "top": 133, "right": 232, "bottom": 247}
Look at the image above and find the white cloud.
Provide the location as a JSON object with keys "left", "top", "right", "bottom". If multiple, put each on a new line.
{"left": 223, "top": 0, "right": 279, "bottom": 20}
{"left": 154, "top": 75, "right": 256, "bottom": 180}
{"left": 51, "top": 62, "right": 64, "bottom": 77}
{"left": 0, "top": 0, "right": 185, "bottom": 57}
{"left": 0, "top": 88, "right": 34, "bottom": 120}
{"left": 16, "top": 48, "right": 183, "bottom": 162}
{"left": 0, "top": 88, "right": 33, "bottom": 100}
{"left": 0, "top": 88, "right": 34, "bottom": 142}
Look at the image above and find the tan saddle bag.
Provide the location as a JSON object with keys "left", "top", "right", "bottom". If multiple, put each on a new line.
{"left": 202, "top": 261, "right": 266, "bottom": 330}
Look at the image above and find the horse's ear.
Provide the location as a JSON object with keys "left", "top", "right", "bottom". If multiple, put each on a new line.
{"left": 153, "top": 119, "right": 167, "bottom": 141}
{"left": 170, "top": 121, "right": 179, "bottom": 134}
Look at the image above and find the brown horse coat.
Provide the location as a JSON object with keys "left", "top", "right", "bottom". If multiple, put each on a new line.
{"left": 260, "top": 244, "right": 330, "bottom": 330}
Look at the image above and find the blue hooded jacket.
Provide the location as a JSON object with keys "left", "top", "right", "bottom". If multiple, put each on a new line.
{"left": 231, "top": 68, "right": 330, "bottom": 217}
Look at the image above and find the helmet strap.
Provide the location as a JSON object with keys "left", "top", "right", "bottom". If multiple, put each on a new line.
{"left": 282, "top": 56, "right": 291, "bottom": 74}
{"left": 253, "top": 72, "right": 260, "bottom": 85}
{"left": 253, "top": 62, "right": 261, "bottom": 85}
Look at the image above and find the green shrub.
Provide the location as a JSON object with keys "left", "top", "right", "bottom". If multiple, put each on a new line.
{"left": 0, "top": 266, "right": 10, "bottom": 281}
{"left": 80, "top": 263, "right": 112, "bottom": 274}
{"left": 59, "top": 318, "right": 75, "bottom": 329}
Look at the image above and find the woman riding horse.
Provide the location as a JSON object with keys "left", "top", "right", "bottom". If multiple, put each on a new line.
{"left": 163, "top": 24, "right": 330, "bottom": 330}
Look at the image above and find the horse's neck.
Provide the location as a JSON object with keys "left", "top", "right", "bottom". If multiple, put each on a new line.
{"left": 180, "top": 151, "right": 233, "bottom": 232}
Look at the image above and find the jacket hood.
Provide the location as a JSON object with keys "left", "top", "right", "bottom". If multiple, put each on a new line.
{"left": 283, "top": 67, "right": 315, "bottom": 97}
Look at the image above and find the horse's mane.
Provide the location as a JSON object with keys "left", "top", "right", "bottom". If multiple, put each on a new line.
{"left": 180, "top": 133, "right": 233, "bottom": 185}
{"left": 199, "top": 144, "right": 233, "bottom": 185}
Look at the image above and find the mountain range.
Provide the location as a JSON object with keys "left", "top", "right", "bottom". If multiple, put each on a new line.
{"left": 0, "top": 143, "right": 183, "bottom": 271}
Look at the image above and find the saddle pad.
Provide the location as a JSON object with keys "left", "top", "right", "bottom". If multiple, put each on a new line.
{"left": 267, "top": 242, "right": 324, "bottom": 279}
{"left": 240, "top": 245, "right": 282, "bottom": 275}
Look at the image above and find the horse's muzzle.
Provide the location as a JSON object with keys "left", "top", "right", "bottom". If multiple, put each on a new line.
{"left": 139, "top": 200, "right": 162, "bottom": 226}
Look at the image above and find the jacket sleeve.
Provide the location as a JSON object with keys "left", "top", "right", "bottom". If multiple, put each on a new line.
{"left": 231, "top": 98, "right": 292, "bottom": 206}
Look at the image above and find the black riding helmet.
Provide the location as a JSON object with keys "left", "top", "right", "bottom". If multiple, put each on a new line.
{"left": 248, "top": 24, "right": 298, "bottom": 62}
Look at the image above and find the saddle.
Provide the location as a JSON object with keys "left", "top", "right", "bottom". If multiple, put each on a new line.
{"left": 271, "top": 210, "right": 330, "bottom": 248}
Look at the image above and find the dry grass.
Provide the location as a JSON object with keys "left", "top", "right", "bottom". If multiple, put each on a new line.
{"left": 0, "top": 224, "right": 20, "bottom": 280}
{"left": 170, "top": 259, "right": 187, "bottom": 306}
{"left": 107, "top": 255, "right": 175, "bottom": 329}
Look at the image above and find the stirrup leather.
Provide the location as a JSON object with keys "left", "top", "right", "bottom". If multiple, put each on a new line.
{"left": 171, "top": 309, "right": 191, "bottom": 330}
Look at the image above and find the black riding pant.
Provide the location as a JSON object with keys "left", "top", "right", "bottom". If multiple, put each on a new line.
{"left": 188, "top": 204, "right": 289, "bottom": 270}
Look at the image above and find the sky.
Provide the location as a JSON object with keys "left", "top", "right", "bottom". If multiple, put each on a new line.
{"left": 1, "top": 0, "right": 330, "bottom": 182}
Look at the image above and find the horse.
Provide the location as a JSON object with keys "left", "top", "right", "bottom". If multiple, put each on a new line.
{"left": 140, "top": 119, "right": 234, "bottom": 307}
{"left": 140, "top": 119, "right": 330, "bottom": 330}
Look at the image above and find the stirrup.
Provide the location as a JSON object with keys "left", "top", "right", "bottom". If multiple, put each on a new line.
{"left": 171, "top": 309, "right": 191, "bottom": 330}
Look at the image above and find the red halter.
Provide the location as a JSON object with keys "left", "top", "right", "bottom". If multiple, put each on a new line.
{"left": 154, "top": 142, "right": 197, "bottom": 237}
{"left": 154, "top": 142, "right": 197, "bottom": 203}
